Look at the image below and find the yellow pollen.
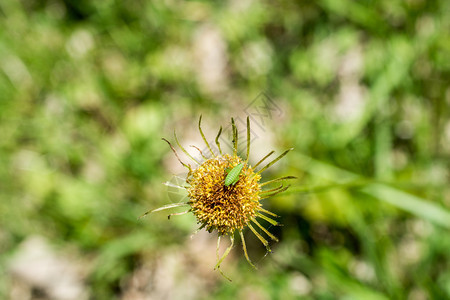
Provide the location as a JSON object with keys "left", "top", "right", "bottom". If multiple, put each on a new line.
{"left": 187, "top": 154, "right": 261, "bottom": 235}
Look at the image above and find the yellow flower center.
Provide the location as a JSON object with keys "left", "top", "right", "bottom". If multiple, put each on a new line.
{"left": 187, "top": 154, "right": 262, "bottom": 235}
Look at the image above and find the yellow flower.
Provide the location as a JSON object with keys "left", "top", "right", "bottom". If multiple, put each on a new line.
{"left": 141, "top": 116, "right": 295, "bottom": 280}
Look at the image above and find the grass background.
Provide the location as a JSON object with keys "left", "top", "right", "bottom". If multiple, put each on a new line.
{"left": 1, "top": 0, "right": 450, "bottom": 299}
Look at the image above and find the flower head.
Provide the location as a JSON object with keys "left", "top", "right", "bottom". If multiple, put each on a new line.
{"left": 188, "top": 153, "right": 261, "bottom": 236}
{"left": 141, "top": 116, "right": 295, "bottom": 280}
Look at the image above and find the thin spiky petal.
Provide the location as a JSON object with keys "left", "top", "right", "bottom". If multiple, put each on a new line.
{"left": 231, "top": 118, "right": 238, "bottom": 156}
{"left": 261, "top": 184, "right": 286, "bottom": 195}
{"left": 253, "top": 150, "right": 275, "bottom": 169}
{"left": 255, "top": 212, "right": 279, "bottom": 226}
{"left": 163, "top": 180, "right": 188, "bottom": 190}
{"left": 216, "top": 235, "right": 221, "bottom": 261}
{"left": 257, "top": 207, "right": 278, "bottom": 217}
{"left": 248, "top": 223, "right": 271, "bottom": 252}
{"left": 252, "top": 218, "right": 279, "bottom": 242}
{"left": 174, "top": 131, "right": 201, "bottom": 165}
{"left": 215, "top": 126, "right": 223, "bottom": 155}
{"left": 240, "top": 230, "right": 256, "bottom": 269}
{"left": 256, "top": 148, "right": 294, "bottom": 175}
{"left": 214, "top": 235, "right": 234, "bottom": 270}
{"left": 246, "top": 116, "right": 250, "bottom": 163}
{"left": 162, "top": 138, "right": 192, "bottom": 172}
{"left": 260, "top": 185, "right": 291, "bottom": 199}
{"left": 190, "top": 145, "right": 208, "bottom": 160}
{"left": 139, "top": 202, "right": 189, "bottom": 219}
{"left": 215, "top": 236, "right": 232, "bottom": 281}
{"left": 198, "top": 115, "right": 215, "bottom": 157}
{"left": 260, "top": 176, "right": 297, "bottom": 187}
{"left": 168, "top": 209, "right": 191, "bottom": 219}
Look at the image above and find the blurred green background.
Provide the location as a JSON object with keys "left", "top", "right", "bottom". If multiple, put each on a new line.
{"left": 1, "top": 0, "right": 450, "bottom": 299}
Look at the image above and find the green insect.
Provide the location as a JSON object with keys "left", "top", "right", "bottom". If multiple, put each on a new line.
{"left": 224, "top": 163, "right": 244, "bottom": 186}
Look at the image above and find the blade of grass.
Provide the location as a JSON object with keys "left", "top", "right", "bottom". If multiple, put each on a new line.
{"left": 292, "top": 153, "right": 450, "bottom": 229}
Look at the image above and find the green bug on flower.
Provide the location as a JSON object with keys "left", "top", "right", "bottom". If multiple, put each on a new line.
{"left": 224, "top": 163, "right": 244, "bottom": 186}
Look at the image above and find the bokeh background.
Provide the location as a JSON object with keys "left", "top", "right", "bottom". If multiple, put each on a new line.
{"left": 1, "top": 0, "right": 450, "bottom": 299}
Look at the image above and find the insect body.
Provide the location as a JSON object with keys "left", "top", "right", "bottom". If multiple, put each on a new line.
{"left": 224, "top": 163, "right": 244, "bottom": 186}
